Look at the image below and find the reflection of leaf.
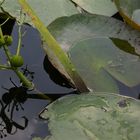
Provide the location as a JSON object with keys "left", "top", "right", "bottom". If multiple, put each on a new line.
{"left": 71, "top": 0, "right": 117, "bottom": 16}
{"left": 114, "top": 0, "right": 140, "bottom": 31}
{"left": 110, "top": 38, "right": 140, "bottom": 57}
{"left": 43, "top": 55, "right": 73, "bottom": 88}
{"left": 36, "top": 93, "right": 140, "bottom": 140}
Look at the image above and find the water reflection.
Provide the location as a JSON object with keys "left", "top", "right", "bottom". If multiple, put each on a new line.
{"left": 0, "top": 22, "right": 75, "bottom": 139}
{"left": 21, "top": 65, "right": 35, "bottom": 82}
{"left": 0, "top": 81, "right": 77, "bottom": 138}
{"left": 43, "top": 55, "right": 74, "bottom": 89}
{"left": 0, "top": 84, "right": 29, "bottom": 138}
{"left": 0, "top": 64, "right": 49, "bottom": 138}
{"left": 0, "top": 66, "right": 34, "bottom": 138}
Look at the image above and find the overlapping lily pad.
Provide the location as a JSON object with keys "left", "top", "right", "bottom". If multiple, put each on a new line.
{"left": 72, "top": 0, "right": 117, "bottom": 16}
{"left": 47, "top": 14, "right": 140, "bottom": 92}
{"left": 0, "top": 0, "right": 79, "bottom": 26}
{"left": 48, "top": 14, "right": 140, "bottom": 53}
{"left": 36, "top": 93, "right": 140, "bottom": 140}
{"left": 114, "top": 0, "right": 140, "bottom": 31}
{"left": 69, "top": 38, "right": 140, "bottom": 92}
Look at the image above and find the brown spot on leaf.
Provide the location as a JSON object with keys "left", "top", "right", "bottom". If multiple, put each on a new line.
{"left": 117, "top": 99, "right": 127, "bottom": 108}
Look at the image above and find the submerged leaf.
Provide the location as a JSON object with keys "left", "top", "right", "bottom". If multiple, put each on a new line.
{"left": 37, "top": 92, "right": 140, "bottom": 140}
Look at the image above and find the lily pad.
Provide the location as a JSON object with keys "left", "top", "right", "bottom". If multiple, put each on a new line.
{"left": 68, "top": 38, "right": 140, "bottom": 92}
{"left": 72, "top": 0, "right": 118, "bottom": 16}
{"left": 114, "top": 0, "right": 140, "bottom": 31}
{"left": 0, "top": 0, "right": 79, "bottom": 26}
{"left": 37, "top": 92, "right": 140, "bottom": 140}
{"left": 48, "top": 14, "right": 140, "bottom": 53}
{"left": 47, "top": 14, "right": 140, "bottom": 92}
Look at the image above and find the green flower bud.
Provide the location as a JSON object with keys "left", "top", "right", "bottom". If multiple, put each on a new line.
{"left": 4, "top": 35, "right": 13, "bottom": 46}
{"left": 10, "top": 55, "right": 24, "bottom": 67}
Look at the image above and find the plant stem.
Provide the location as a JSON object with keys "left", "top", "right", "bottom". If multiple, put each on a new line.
{"left": 0, "top": 26, "right": 33, "bottom": 89}
{"left": 27, "top": 94, "right": 51, "bottom": 101}
{"left": 0, "top": 64, "right": 11, "bottom": 69}
{"left": 0, "top": 27, "right": 12, "bottom": 61}
{"left": 14, "top": 68, "right": 34, "bottom": 88}
{"left": 3, "top": 45, "right": 12, "bottom": 60}
{"left": 0, "top": 17, "right": 10, "bottom": 26}
{"left": 16, "top": 25, "right": 22, "bottom": 56}
{"left": 18, "top": 0, "right": 89, "bottom": 93}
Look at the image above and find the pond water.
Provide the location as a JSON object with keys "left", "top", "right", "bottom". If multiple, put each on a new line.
{"left": 0, "top": 20, "right": 140, "bottom": 139}
{"left": 0, "top": 23, "right": 74, "bottom": 139}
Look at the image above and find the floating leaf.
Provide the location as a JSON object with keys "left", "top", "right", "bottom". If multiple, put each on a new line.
{"left": 37, "top": 92, "right": 140, "bottom": 140}
{"left": 0, "top": 0, "right": 79, "bottom": 26}
{"left": 72, "top": 0, "right": 118, "bottom": 16}
{"left": 47, "top": 14, "right": 140, "bottom": 92}
{"left": 69, "top": 38, "right": 140, "bottom": 92}
{"left": 114, "top": 0, "right": 140, "bottom": 31}
{"left": 48, "top": 14, "right": 140, "bottom": 53}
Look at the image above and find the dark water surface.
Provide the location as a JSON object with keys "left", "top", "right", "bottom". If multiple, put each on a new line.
{"left": 0, "top": 22, "right": 140, "bottom": 139}
{"left": 0, "top": 24, "right": 74, "bottom": 139}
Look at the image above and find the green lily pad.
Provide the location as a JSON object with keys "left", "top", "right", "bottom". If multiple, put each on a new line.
{"left": 72, "top": 0, "right": 118, "bottom": 16}
{"left": 68, "top": 38, "right": 140, "bottom": 92}
{"left": 37, "top": 92, "right": 140, "bottom": 140}
{"left": 48, "top": 14, "right": 140, "bottom": 53}
{"left": 47, "top": 14, "right": 140, "bottom": 92}
{"left": 0, "top": 0, "right": 79, "bottom": 26}
{"left": 114, "top": 0, "right": 140, "bottom": 31}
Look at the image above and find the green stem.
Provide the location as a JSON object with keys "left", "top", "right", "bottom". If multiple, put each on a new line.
{"left": 0, "top": 27, "right": 11, "bottom": 61}
{"left": 27, "top": 94, "right": 52, "bottom": 101}
{"left": 0, "top": 17, "right": 10, "bottom": 26}
{"left": 3, "top": 45, "right": 12, "bottom": 60}
{"left": 14, "top": 68, "right": 34, "bottom": 89}
{"left": 0, "top": 26, "right": 33, "bottom": 89}
{"left": 0, "top": 64, "right": 11, "bottom": 69}
{"left": 18, "top": 0, "right": 89, "bottom": 93}
{"left": 16, "top": 24, "right": 22, "bottom": 56}
{"left": 0, "top": 26, "right": 2, "bottom": 37}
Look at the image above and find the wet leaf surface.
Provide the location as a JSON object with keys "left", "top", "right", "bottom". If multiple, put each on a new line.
{"left": 37, "top": 92, "right": 140, "bottom": 140}
{"left": 68, "top": 38, "right": 140, "bottom": 92}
